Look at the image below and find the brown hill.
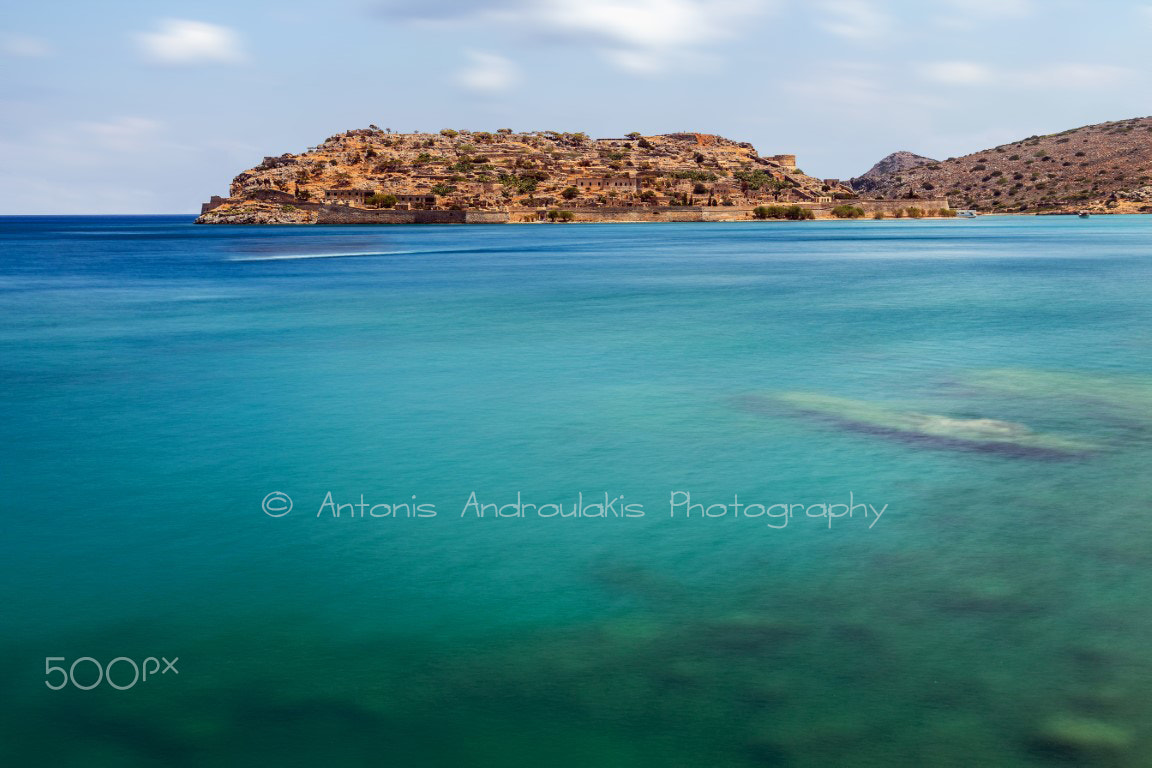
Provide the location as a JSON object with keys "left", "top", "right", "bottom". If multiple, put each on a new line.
{"left": 197, "top": 128, "right": 857, "bottom": 223}
{"left": 851, "top": 116, "right": 1152, "bottom": 213}
{"left": 851, "top": 151, "right": 938, "bottom": 195}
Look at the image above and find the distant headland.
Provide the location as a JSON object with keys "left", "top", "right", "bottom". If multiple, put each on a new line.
{"left": 850, "top": 116, "right": 1152, "bottom": 215}
{"left": 196, "top": 128, "right": 951, "bottom": 225}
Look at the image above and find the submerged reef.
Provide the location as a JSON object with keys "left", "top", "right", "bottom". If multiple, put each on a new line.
{"left": 758, "top": 392, "right": 1102, "bottom": 458}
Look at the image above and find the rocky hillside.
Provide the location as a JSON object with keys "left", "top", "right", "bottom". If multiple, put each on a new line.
{"left": 851, "top": 151, "right": 937, "bottom": 195}
{"left": 851, "top": 116, "right": 1152, "bottom": 213}
{"left": 199, "top": 128, "right": 853, "bottom": 223}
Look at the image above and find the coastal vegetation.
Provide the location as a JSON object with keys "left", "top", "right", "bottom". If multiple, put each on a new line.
{"left": 752, "top": 205, "right": 815, "bottom": 220}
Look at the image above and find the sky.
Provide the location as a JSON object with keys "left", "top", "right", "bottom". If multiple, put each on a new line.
{"left": 3, "top": 0, "right": 1152, "bottom": 213}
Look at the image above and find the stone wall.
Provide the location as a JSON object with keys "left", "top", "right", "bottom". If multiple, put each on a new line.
{"left": 311, "top": 206, "right": 511, "bottom": 225}
{"left": 512, "top": 199, "right": 952, "bottom": 223}
{"left": 198, "top": 197, "right": 952, "bottom": 225}
{"left": 847, "top": 198, "right": 952, "bottom": 214}
{"left": 542, "top": 206, "right": 722, "bottom": 223}
{"left": 200, "top": 196, "right": 229, "bottom": 214}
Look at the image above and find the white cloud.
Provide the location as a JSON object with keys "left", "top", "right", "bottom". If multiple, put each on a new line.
{"left": 943, "top": 0, "right": 1034, "bottom": 17}
{"left": 785, "top": 62, "right": 947, "bottom": 115}
{"left": 533, "top": 0, "right": 773, "bottom": 73}
{"left": 919, "top": 60, "right": 1132, "bottom": 90}
{"left": 377, "top": 0, "right": 774, "bottom": 73}
{"left": 815, "top": 0, "right": 890, "bottom": 42}
{"left": 455, "top": 51, "right": 520, "bottom": 92}
{"left": 373, "top": 0, "right": 516, "bottom": 21}
{"left": 1137, "top": 4, "right": 1152, "bottom": 24}
{"left": 920, "top": 61, "right": 994, "bottom": 86}
{"left": 933, "top": 0, "right": 1034, "bottom": 29}
{"left": 2, "top": 36, "right": 53, "bottom": 58}
{"left": 1013, "top": 64, "right": 1133, "bottom": 89}
{"left": 76, "top": 117, "right": 164, "bottom": 152}
{"left": 788, "top": 71, "right": 884, "bottom": 108}
{"left": 136, "top": 19, "right": 244, "bottom": 65}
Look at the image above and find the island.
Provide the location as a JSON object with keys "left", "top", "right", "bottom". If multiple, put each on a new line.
{"left": 196, "top": 128, "right": 952, "bottom": 225}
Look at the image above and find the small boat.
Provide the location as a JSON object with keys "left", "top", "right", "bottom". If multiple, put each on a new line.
{"left": 956, "top": 210, "right": 977, "bottom": 218}
{"left": 1078, "top": 211, "right": 1090, "bottom": 218}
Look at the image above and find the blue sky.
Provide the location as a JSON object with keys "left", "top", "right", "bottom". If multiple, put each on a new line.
{"left": 3, "top": 0, "right": 1151, "bottom": 213}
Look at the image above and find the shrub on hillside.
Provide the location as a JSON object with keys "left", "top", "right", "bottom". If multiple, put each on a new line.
{"left": 831, "top": 205, "right": 866, "bottom": 219}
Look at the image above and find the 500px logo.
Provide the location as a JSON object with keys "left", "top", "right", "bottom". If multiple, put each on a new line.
{"left": 45, "top": 656, "right": 179, "bottom": 691}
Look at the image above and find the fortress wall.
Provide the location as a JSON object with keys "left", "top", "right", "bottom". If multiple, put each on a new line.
{"left": 311, "top": 207, "right": 510, "bottom": 225}
{"left": 463, "top": 211, "right": 511, "bottom": 224}
{"left": 314, "top": 207, "right": 416, "bottom": 224}
{"left": 555, "top": 207, "right": 709, "bottom": 222}
{"left": 199, "top": 197, "right": 953, "bottom": 225}
{"left": 534, "top": 201, "right": 953, "bottom": 223}
{"left": 200, "top": 196, "right": 229, "bottom": 214}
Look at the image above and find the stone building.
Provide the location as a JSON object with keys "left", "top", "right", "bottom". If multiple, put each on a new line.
{"left": 324, "top": 188, "right": 373, "bottom": 206}
{"left": 574, "top": 176, "right": 640, "bottom": 192}
{"left": 393, "top": 193, "right": 436, "bottom": 210}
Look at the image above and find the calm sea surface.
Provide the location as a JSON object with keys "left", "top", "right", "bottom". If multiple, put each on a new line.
{"left": 2, "top": 215, "right": 1152, "bottom": 766}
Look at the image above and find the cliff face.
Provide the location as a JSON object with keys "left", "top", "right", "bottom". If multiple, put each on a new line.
{"left": 197, "top": 128, "right": 855, "bottom": 223}
{"left": 851, "top": 116, "right": 1152, "bottom": 212}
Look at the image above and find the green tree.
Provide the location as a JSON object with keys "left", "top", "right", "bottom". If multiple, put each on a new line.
{"left": 766, "top": 178, "right": 795, "bottom": 201}
{"left": 831, "top": 205, "right": 866, "bottom": 219}
{"left": 673, "top": 170, "right": 718, "bottom": 183}
{"left": 365, "top": 193, "right": 398, "bottom": 208}
{"left": 498, "top": 173, "right": 539, "bottom": 194}
{"left": 562, "top": 186, "right": 579, "bottom": 200}
{"left": 753, "top": 205, "right": 814, "bottom": 220}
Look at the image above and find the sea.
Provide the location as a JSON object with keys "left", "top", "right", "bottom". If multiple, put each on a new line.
{"left": 2, "top": 214, "right": 1151, "bottom": 766}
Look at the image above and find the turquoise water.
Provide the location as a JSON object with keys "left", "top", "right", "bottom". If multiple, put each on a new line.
{"left": 2, "top": 215, "right": 1152, "bottom": 766}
